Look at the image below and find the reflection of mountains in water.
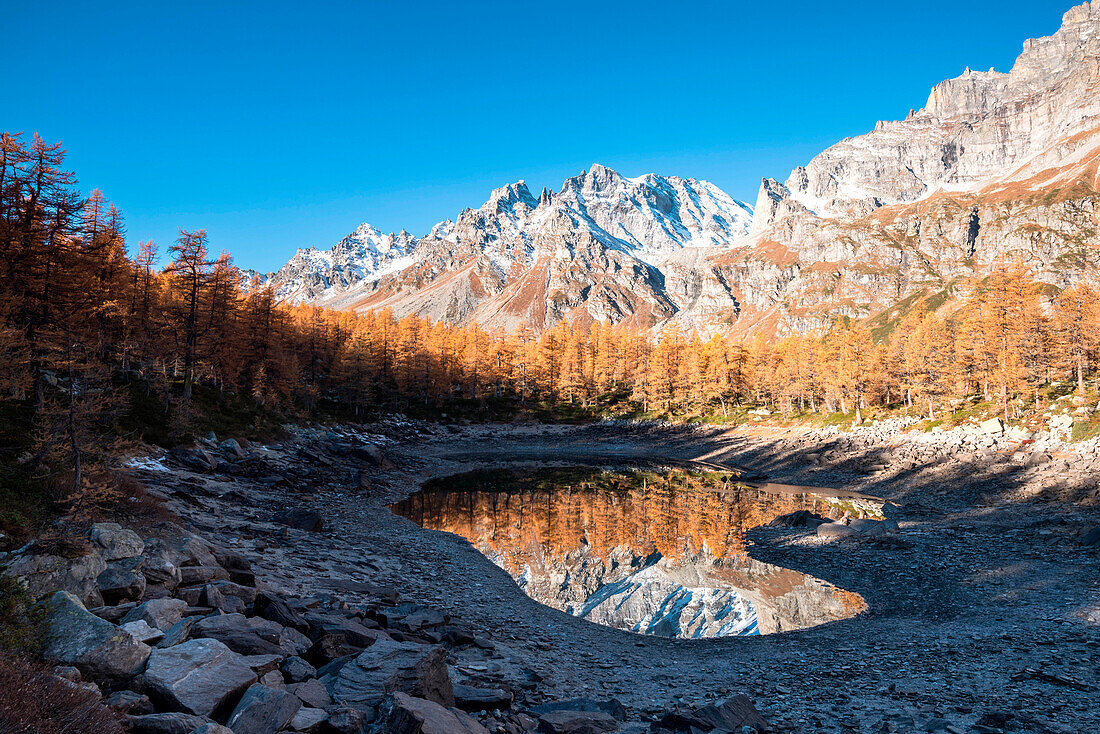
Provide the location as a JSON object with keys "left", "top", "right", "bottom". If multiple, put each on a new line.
{"left": 391, "top": 467, "right": 867, "bottom": 638}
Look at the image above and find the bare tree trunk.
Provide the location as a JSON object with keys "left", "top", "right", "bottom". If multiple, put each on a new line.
{"left": 66, "top": 332, "right": 82, "bottom": 492}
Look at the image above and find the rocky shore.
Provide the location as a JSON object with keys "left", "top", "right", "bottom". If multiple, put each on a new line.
{"left": 4, "top": 417, "right": 1100, "bottom": 734}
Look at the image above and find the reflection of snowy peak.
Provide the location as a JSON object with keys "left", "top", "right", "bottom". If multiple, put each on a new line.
{"left": 570, "top": 556, "right": 759, "bottom": 638}
{"left": 498, "top": 543, "right": 854, "bottom": 639}
{"left": 263, "top": 164, "right": 754, "bottom": 331}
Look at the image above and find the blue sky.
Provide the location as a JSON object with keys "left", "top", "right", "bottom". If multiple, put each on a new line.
{"left": 3, "top": 1, "right": 1069, "bottom": 272}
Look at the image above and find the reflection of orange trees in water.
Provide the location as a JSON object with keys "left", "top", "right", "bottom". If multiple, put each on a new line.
{"left": 395, "top": 468, "right": 842, "bottom": 576}
{"left": 833, "top": 588, "right": 868, "bottom": 616}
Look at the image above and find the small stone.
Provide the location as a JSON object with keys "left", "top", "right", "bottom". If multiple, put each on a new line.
{"left": 281, "top": 655, "right": 317, "bottom": 682}
{"left": 288, "top": 678, "right": 332, "bottom": 708}
{"left": 289, "top": 706, "right": 328, "bottom": 733}
{"left": 120, "top": 619, "right": 165, "bottom": 645}
{"left": 122, "top": 597, "right": 188, "bottom": 632}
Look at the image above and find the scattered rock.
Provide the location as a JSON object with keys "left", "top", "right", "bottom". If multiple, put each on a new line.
{"left": 454, "top": 682, "right": 513, "bottom": 711}
{"left": 331, "top": 638, "right": 454, "bottom": 710}
{"left": 225, "top": 683, "right": 302, "bottom": 734}
{"left": 123, "top": 597, "right": 189, "bottom": 632}
{"left": 531, "top": 699, "right": 626, "bottom": 722}
{"left": 272, "top": 508, "right": 324, "bottom": 532}
{"left": 125, "top": 712, "right": 213, "bottom": 734}
{"left": 253, "top": 591, "right": 309, "bottom": 631}
{"left": 382, "top": 691, "right": 489, "bottom": 734}
{"left": 1077, "top": 525, "right": 1100, "bottom": 546}
{"left": 768, "top": 510, "right": 828, "bottom": 528}
{"left": 190, "top": 724, "right": 234, "bottom": 734}
{"left": 536, "top": 709, "right": 618, "bottom": 734}
{"left": 289, "top": 706, "right": 329, "bottom": 733}
{"left": 121, "top": 618, "right": 166, "bottom": 645}
{"left": 4, "top": 551, "right": 107, "bottom": 606}
{"left": 325, "top": 707, "right": 368, "bottom": 734}
{"left": 282, "top": 655, "right": 317, "bottom": 682}
{"left": 106, "top": 689, "right": 155, "bottom": 715}
{"left": 97, "top": 558, "right": 147, "bottom": 604}
{"left": 288, "top": 678, "right": 332, "bottom": 708}
{"left": 89, "top": 522, "right": 145, "bottom": 561}
{"left": 816, "top": 522, "right": 856, "bottom": 539}
{"left": 688, "top": 696, "right": 767, "bottom": 732}
{"left": 980, "top": 418, "right": 1005, "bottom": 435}
{"left": 192, "top": 612, "right": 307, "bottom": 656}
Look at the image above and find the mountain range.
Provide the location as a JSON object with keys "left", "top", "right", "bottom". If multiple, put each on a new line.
{"left": 256, "top": 1, "right": 1100, "bottom": 335}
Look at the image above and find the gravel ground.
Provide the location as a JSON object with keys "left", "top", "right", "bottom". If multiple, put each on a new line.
{"left": 165, "top": 421, "right": 1100, "bottom": 734}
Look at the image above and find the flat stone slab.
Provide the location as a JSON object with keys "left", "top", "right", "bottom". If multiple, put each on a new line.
{"left": 143, "top": 637, "right": 256, "bottom": 717}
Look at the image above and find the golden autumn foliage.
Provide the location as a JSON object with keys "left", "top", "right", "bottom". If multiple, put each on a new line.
{"left": 3, "top": 130, "right": 1100, "bottom": 463}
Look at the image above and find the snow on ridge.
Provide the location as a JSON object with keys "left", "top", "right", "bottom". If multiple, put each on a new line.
{"left": 268, "top": 165, "right": 753, "bottom": 305}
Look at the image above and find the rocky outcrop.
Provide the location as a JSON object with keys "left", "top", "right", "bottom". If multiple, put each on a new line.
{"left": 699, "top": 2, "right": 1100, "bottom": 335}
{"left": 753, "top": 3, "right": 1100, "bottom": 227}
{"left": 5, "top": 551, "right": 108, "bottom": 607}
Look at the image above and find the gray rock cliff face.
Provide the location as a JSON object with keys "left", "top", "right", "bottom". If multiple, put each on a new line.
{"left": 753, "top": 2, "right": 1100, "bottom": 228}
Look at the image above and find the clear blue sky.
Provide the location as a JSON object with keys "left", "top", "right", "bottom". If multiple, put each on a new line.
{"left": 3, "top": 1, "right": 1070, "bottom": 272}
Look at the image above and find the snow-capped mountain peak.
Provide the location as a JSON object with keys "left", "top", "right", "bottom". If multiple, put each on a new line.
{"left": 264, "top": 164, "right": 755, "bottom": 329}
{"left": 268, "top": 221, "right": 418, "bottom": 303}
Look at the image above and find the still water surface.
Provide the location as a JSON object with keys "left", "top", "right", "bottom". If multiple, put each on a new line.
{"left": 391, "top": 466, "right": 869, "bottom": 638}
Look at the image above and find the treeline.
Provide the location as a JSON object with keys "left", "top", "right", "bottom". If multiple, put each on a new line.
{"left": 3, "top": 132, "right": 1099, "bottom": 488}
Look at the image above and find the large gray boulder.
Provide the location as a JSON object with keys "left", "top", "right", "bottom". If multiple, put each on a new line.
{"left": 684, "top": 695, "right": 767, "bottom": 731}
{"left": 145, "top": 524, "right": 219, "bottom": 568}
{"left": 330, "top": 638, "right": 453, "bottom": 711}
{"left": 381, "top": 692, "right": 488, "bottom": 734}
{"left": 141, "top": 543, "right": 183, "bottom": 590}
{"left": 816, "top": 522, "right": 856, "bottom": 539}
{"left": 89, "top": 522, "right": 145, "bottom": 561}
{"left": 225, "top": 684, "right": 301, "bottom": 734}
{"left": 122, "top": 597, "right": 188, "bottom": 632}
{"left": 4, "top": 551, "right": 107, "bottom": 606}
{"left": 143, "top": 638, "right": 257, "bottom": 717}
{"left": 192, "top": 613, "right": 309, "bottom": 656}
{"left": 121, "top": 619, "right": 166, "bottom": 645}
{"left": 980, "top": 417, "right": 1005, "bottom": 435}
{"left": 41, "top": 591, "right": 151, "bottom": 681}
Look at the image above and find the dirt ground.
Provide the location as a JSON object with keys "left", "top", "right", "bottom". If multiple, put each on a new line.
{"left": 165, "top": 422, "right": 1100, "bottom": 734}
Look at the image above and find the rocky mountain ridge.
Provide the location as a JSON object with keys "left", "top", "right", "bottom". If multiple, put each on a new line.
{"left": 262, "top": 1, "right": 1100, "bottom": 335}
{"left": 260, "top": 165, "right": 754, "bottom": 331}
